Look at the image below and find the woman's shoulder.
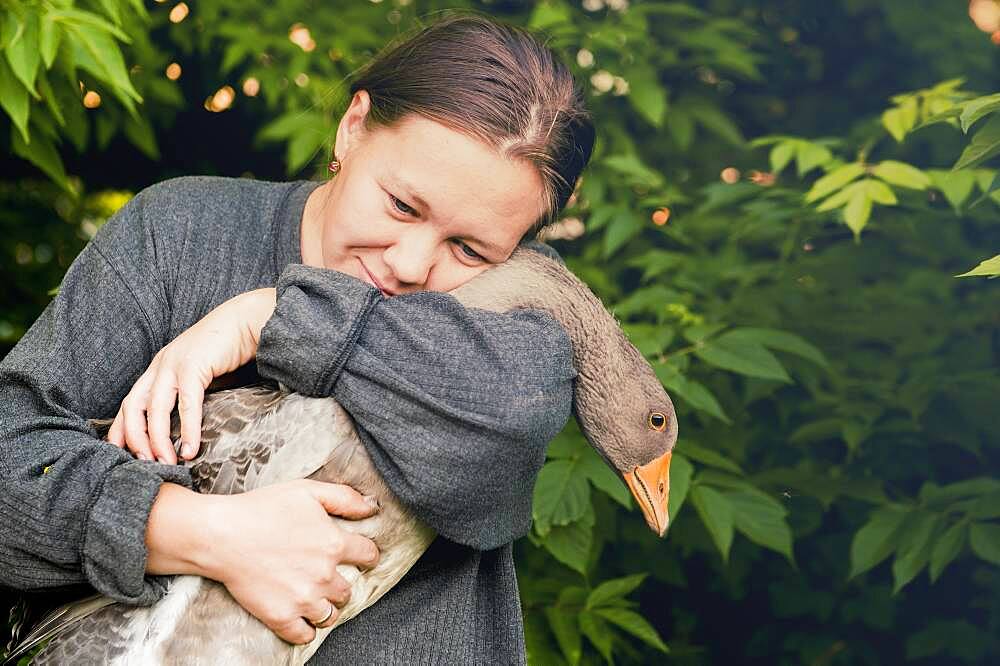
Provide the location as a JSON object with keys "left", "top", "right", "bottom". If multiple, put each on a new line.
{"left": 94, "top": 176, "right": 300, "bottom": 254}
{"left": 133, "top": 175, "right": 295, "bottom": 224}
{"left": 88, "top": 176, "right": 308, "bottom": 289}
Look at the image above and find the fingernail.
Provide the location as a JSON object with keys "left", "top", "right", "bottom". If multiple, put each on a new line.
{"left": 181, "top": 443, "right": 194, "bottom": 459}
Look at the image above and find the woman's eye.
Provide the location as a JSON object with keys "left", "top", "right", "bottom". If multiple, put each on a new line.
{"left": 455, "top": 241, "right": 484, "bottom": 261}
{"left": 389, "top": 195, "right": 416, "bottom": 216}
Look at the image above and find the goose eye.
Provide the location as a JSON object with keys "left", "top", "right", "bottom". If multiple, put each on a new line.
{"left": 648, "top": 412, "right": 667, "bottom": 431}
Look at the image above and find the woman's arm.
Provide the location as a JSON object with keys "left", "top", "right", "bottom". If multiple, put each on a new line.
{"left": 0, "top": 193, "right": 193, "bottom": 604}
{"left": 256, "top": 262, "right": 576, "bottom": 551}
{"left": 116, "top": 259, "right": 575, "bottom": 552}
{"left": 0, "top": 187, "right": 380, "bottom": 646}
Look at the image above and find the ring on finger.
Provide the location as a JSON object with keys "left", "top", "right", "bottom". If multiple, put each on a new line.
{"left": 306, "top": 602, "right": 335, "bottom": 628}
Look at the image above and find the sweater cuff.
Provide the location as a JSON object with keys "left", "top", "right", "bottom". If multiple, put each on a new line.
{"left": 256, "top": 264, "right": 381, "bottom": 396}
{"left": 81, "top": 460, "right": 193, "bottom": 606}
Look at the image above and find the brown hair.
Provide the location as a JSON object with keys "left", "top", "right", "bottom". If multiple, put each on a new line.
{"left": 347, "top": 11, "right": 595, "bottom": 231}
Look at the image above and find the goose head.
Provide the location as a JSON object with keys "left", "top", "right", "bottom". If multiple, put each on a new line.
{"left": 450, "top": 246, "right": 678, "bottom": 536}
{"left": 572, "top": 323, "right": 676, "bottom": 536}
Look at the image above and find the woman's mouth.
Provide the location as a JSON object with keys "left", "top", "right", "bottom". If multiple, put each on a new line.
{"left": 358, "top": 259, "right": 393, "bottom": 297}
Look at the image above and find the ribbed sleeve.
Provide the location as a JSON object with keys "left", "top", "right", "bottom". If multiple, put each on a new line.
{"left": 0, "top": 191, "right": 195, "bottom": 604}
{"left": 256, "top": 265, "right": 381, "bottom": 396}
{"left": 256, "top": 262, "right": 576, "bottom": 550}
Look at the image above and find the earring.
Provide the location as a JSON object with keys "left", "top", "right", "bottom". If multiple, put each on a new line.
{"left": 328, "top": 155, "right": 341, "bottom": 175}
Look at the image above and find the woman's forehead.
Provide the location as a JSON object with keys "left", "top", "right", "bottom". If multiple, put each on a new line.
{"left": 368, "top": 119, "right": 545, "bottom": 238}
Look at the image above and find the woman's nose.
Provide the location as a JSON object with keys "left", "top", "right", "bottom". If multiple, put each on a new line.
{"left": 382, "top": 228, "right": 438, "bottom": 287}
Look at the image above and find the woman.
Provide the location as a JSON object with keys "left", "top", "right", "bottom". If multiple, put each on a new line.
{"left": 0, "top": 12, "right": 595, "bottom": 663}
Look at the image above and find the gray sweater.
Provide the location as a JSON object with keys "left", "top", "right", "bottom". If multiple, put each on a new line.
{"left": 0, "top": 176, "right": 576, "bottom": 664}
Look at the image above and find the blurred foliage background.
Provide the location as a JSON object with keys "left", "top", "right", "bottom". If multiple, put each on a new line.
{"left": 3, "top": 0, "right": 1000, "bottom": 664}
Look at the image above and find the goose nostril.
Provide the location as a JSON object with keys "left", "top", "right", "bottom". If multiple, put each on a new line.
{"left": 658, "top": 481, "right": 665, "bottom": 495}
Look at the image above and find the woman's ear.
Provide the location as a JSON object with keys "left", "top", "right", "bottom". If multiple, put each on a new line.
{"left": 333, "top": 90, "right": 372, "bottom": 161}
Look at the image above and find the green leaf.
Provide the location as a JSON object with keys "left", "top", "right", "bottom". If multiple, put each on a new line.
{"left": 666, "top": 107, "right": 694, "bottom": 149}
{"left": 533, "top": 459, "right": 591, "bottom": 536}
{"left": 690, "top": 484, "right": 734, "bottom": 562}
{"left": 220, "top": 41, "right": 249, "bottom": 75}
{"left": 39, "top": 14, "right": 61, "bottom": 70}
{"left": 5, "top": 11, "right": 41, "bottom": 95}
{"left": 865, "top": 179, "right": 898, "bottom": 205}
{"left": 654, "top": 364, "right": 730, "bottom": 422}
{"left": 627, "top": 64, "right": 668, "bottom": 128}
{"left": 96, "top": 0, "right": 124, "bottom": 26}
{"left": 258, "top": 111, "right": 330, "bottom": 143}
{"left": 541, "top": 520, "right": 593, "bottom": 574}
{"left": 726, "top": 489, "right": 795, "bottom": 563}
{"left": 578, "top": 612, "right": 614, "bottom": 663}
{"left": 919, "top": 478, "right": 1000, "bottom": 506}
{"left": 955, "top": 254, "right": 1000, "bottom": 278}
{"left": 694, "top": 330, "right": 791, "bottom": 382}
{"left": 849, "top": 505, "right": 909, "bottom": 578}
{"left": 546, "top": 606, "right": 582, "bottom": 665}
{"left": 789, "top": 418, "right": 842, "bottom": 445}
{"left": 529, "top": 0, "right": 573, "bottom": 30}
{"left": 927, "top": 169, "right": 977, "bottom": 212}
{"left": 769, "top": 141, "right": 796, "bottom": 174}
{"left": 882, "top": 107, "right": 911, "bottom": 142}
{"left": 724, "top": 328, "right": 829, "bottom": 368}
{"left": 954, "top": 115, "right": 1000, "bottom": 170}
{"left": 796, "top": 141, "right": 833, "bottom": 176}
{"left": 12, "top": 126, "right": 70, "bottom": 191}
{"left": 36, "top": 70, "right": 64, "bottom": 127}
{"left": 547, "top": 428, "right": 588, "bottom": 460}
{"left": 525, "top": 612, "right": 569, "bottom": 666}
{"left": 594, "top": 608, "right": 668, "bottom": 653}
{"left": 667, "top": 453, "right": 693, "bottom": 525}
{"left": 676, "top": 441, "right": 742, "bottom": 475}
{"left": 603, "top": 211, "right": 643, "bottom": 258}
{"left": 892, "top": 512, "right": 942, "bottom": 593}
{"left": 603, "top": 154, "right": 663, "bottom": 187}
{"left": 815, "top": 180, "right": 864, "bottom": 213}
{"left": 696, "top": 107, "right": 745, "bottom": 146}
{"left": 49, "top": 8, "right": 131, "bottom": 42}
{"left": 64, "top": 22, "right": 141, "bottom": 112}
{"left": 578, "top": 449, "right": 632, "bottom": 509}
{"left": 0, "top": 55, "right": 30, "bottom": 142}
{"left": 967, "top": 171, "right": 1000, "bottom": 209}
{"left": 970, "top": 492, "right": 1000, "bottom": 519}
{"left": 958, "top": 92, "right": 1000, "bottom": 133}
{"left": 911, "top": 105, "right": 962, "bottom": 132}
{"left": 749, "top": 134, "right": 797, "bottom": 148}
{"left": 285, "top": 130, "right": 326, "bottom": 174}
{"left": 805, "top": 163, "right": 866, "bottom": 203}
{"left": 929, "top": 521, "right": 967, "bottom": 583}
{"left": 587, "top": 573, "right": 648, "bottom": 609}
{"left": 123, "top": 113, "right": 159, "bottom": 160}
{"left": 843, "top": 186, "right": 873, "bottom": 239}
{"left": 871, "top": 161, "right": 931, "bottom": 190}
{"left": 969, "top": 522, "right": 1000, "bottom": 566}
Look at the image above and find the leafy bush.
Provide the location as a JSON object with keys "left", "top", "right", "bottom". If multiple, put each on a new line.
{"left": 2, "top": 1, "right": 999, "bottom": 664}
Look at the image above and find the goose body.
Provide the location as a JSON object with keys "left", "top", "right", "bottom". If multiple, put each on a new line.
{"left": 9, "top": 247, "right": 677, "bottom": 664}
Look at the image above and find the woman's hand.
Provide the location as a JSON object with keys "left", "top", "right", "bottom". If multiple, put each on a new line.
{"left": 146, "top": 480, "right": 381, "bottom": 646}
{"left": 107, "top": 288, "right": 277, "bottom": 464}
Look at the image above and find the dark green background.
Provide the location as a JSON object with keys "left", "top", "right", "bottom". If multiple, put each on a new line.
{"left": 2, "top": 1, "right": 999, "bottom": 664}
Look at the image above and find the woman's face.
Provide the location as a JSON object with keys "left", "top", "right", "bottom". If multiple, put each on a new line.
{"left": 301, "top": 91, "right": 547, "bottom": 295}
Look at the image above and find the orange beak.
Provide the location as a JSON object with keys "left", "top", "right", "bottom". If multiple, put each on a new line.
{"left": 623, "top": 451, "right": 672, "bottom": 537}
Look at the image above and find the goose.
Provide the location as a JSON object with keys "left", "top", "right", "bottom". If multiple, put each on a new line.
{"left": 7, "top": 246, "right": 677, "bottom": 665}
